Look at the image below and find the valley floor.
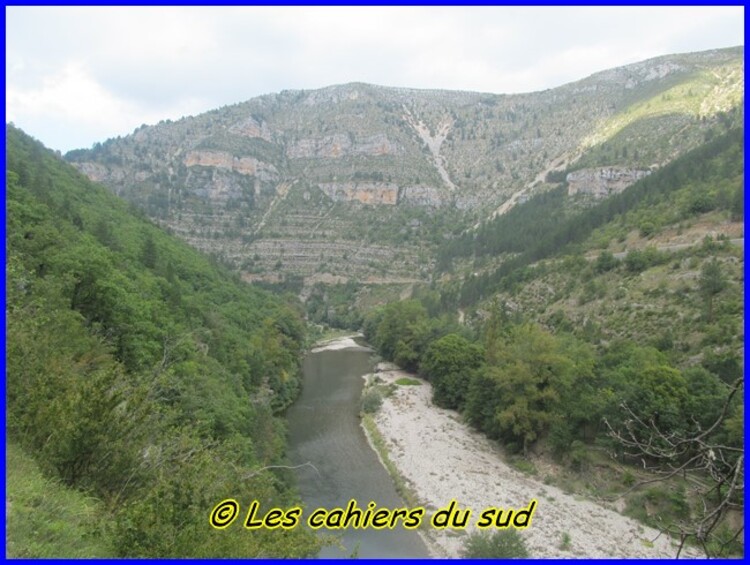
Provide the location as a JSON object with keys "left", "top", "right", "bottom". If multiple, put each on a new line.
{"left": 364, "top": 363, "right": 701, "bottom": 558}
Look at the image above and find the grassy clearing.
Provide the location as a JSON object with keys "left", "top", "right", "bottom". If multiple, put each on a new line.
{"left": 395, "top": 377, "right": 422, "bottom": 386}
{"left": 508, "top": 456, "right": 538, "bottom": 476}
{"left": 6, "top": 442, "right": 116, "bottom": 558}
{"left": 585, "top": 62, "right": 742, "bottom": 148}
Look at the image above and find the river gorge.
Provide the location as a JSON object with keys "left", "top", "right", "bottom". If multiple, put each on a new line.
{"left": 286, "top": 340, "right": 430, "bottom": 558}
{"left": 286, "top": 337, "right": 699, "bottom": 559}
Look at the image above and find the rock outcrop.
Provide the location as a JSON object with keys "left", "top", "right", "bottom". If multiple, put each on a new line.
{"left": 184, "top": 151, "right": 278, "bottom": 181}
{"left": 567, "top": 167, "right": 651, "bottom": 198}
{"left": 75, "top": 162, "right": 128, "bottom": 184}
{"left": 228, "top": 116, "right": 273, "bottom": 141}
{"left": 400, "top": 185, "right": 449, "bottom": 207}
{"left": 318, "top": 182, "right": 399, "bottom": 205}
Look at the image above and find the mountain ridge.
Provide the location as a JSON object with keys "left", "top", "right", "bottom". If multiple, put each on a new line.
{"left": 64, "top": 46, "right": 743, "bottom": 290}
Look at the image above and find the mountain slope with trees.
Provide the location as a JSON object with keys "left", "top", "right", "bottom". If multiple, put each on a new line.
{"left": 449, "top": 127, "right": 743, "bottom": 309}
{"left": 6, "top": 125, "right": 320, "bottom": 557}
{"left": 360, "top": 122, "right": 743, "bottom": 556}
{"left": 64, "top": 47, "right": 742, "bottom": 291}
{"left": 6, "top": 45, "right": 743, "bottom": 557}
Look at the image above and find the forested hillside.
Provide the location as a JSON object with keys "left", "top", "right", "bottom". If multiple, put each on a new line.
{"left": 6, "top": 126, "right": 320, "bottom": 557}
{"left": 360, "top": 126, "right": 744, "bottom": 556}
{"left": 448, "top": 127, "right": 743, "bottom": 307}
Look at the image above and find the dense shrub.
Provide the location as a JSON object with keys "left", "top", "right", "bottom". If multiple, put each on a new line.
{"left": 462, "top": 530, "right": 530, "bottom": 558}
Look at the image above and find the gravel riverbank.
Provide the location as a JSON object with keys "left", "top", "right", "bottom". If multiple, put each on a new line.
{"left": 363, "top": 362, "right": 697, "bottom": 558}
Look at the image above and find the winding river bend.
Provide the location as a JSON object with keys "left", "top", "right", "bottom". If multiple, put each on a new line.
{"left": 286, "top": 343, "right": 430, "bottom": 558}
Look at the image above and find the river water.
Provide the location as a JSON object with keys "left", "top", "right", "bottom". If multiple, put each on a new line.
{"left": 286, "top": 345, "right": 430, "bottom": 558}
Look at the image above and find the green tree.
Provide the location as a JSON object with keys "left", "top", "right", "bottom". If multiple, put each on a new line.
{"left": 373, "top": 300, "right": 427, "bottom": 361}
{"left": 699, "top": 259, "right": 726, "bottom": 322}
{"left": 551, "top": 336, "right": 601, "bottom": 445}
{"left": 475, "top": 324, "right": 575, "bottom": 454}
{"left": 464, "top": 365, "right": 503, "bottom": 438}
{"left": 594, "top": 250, "right": 619, "bottom": 273}
{"left": 601, "top": 343, "right": 690, "bottom": 439}
{"left": 683, "top": 367, "right": 728, "bottom": 431}
{"left": 626, "top": 365, "right": 689, "bottom": 436}
{"left": 421, "top": 334, "right": 484, "bottom": 409}
{"left": 606, "top": 377, "right": 743, "bottom": 557}
{"left": 393, "top": 318, "right": 433, "bottom": 373}
{"left": 141, "top": 232, "right": 158, "bottom": 269}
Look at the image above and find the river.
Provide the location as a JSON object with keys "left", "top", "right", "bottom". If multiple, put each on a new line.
{"left": 286, "top": 344, "right": 430, "bottom": 558}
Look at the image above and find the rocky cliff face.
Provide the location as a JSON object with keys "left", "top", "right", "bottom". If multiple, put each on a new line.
{"left": 228, "top": 115, "right": 273, "bottom": 141}
{"left": 567, "top": 167, "right": 652, "bottom": 198}
{"left": 66, "top": 47, "right": 743, "bottom": 290}
{"left": 317, "top": 182, "right": 399, "bottom": 205}
{"left": 183, "top": 150, "right": 279, "bottom": 180}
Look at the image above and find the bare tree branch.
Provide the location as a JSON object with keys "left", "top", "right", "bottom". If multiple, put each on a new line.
{"left": 603, "top": 377, "right": 744, "bottom": 557}
{"left": 242, "top": 461, "right": 321, "bottom": 480}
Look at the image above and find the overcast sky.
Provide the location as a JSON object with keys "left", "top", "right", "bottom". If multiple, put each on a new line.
{"left": 6, "top": 6, "right": 744, "bottom": 154}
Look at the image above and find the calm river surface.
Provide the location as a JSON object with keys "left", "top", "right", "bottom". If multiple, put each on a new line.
{"left": 286, "top": 345, "right": 430, "bottom": 558}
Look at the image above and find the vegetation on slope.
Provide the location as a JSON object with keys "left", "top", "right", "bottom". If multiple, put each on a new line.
{"left": 583, "top": 60, "right": 744, "bottom": 149}
{"left": 6, "top": 125, "right": 320, "bottom": 557}
{"left": 451, "top": 127, "right": 743, "bottom": 306}
{"left": 62, "top": 49, "right": 742, "bottom": 284}
{"left": 364, "top": 296, "right": 743, "bottom": 555}
{"left": 361, "top": 122, "right": 744, "bottom": 555}
{"left": 6, "top": 442, "right": 116, "bottom": 558}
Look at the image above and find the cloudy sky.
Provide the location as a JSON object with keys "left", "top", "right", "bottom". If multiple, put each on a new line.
{"left": 6, "top": 6, "right": 743, "bottom": 153}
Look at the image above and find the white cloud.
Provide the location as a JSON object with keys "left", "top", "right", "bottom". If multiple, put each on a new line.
{"left": 9, "top": 63, "right": 131, "bottom": 128}
{"left": 6, "top": 62, "right": 206, "bottom": 151}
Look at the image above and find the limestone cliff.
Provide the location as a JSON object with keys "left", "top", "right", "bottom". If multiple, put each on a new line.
{"left": 567, "top": 167, "right": 652, "bottom": 198}
{"left": 318, "top": 182, "right": 399, "bottom": 205}
{"left": 184, "top": 150, "right": 279, "bottom": 181}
